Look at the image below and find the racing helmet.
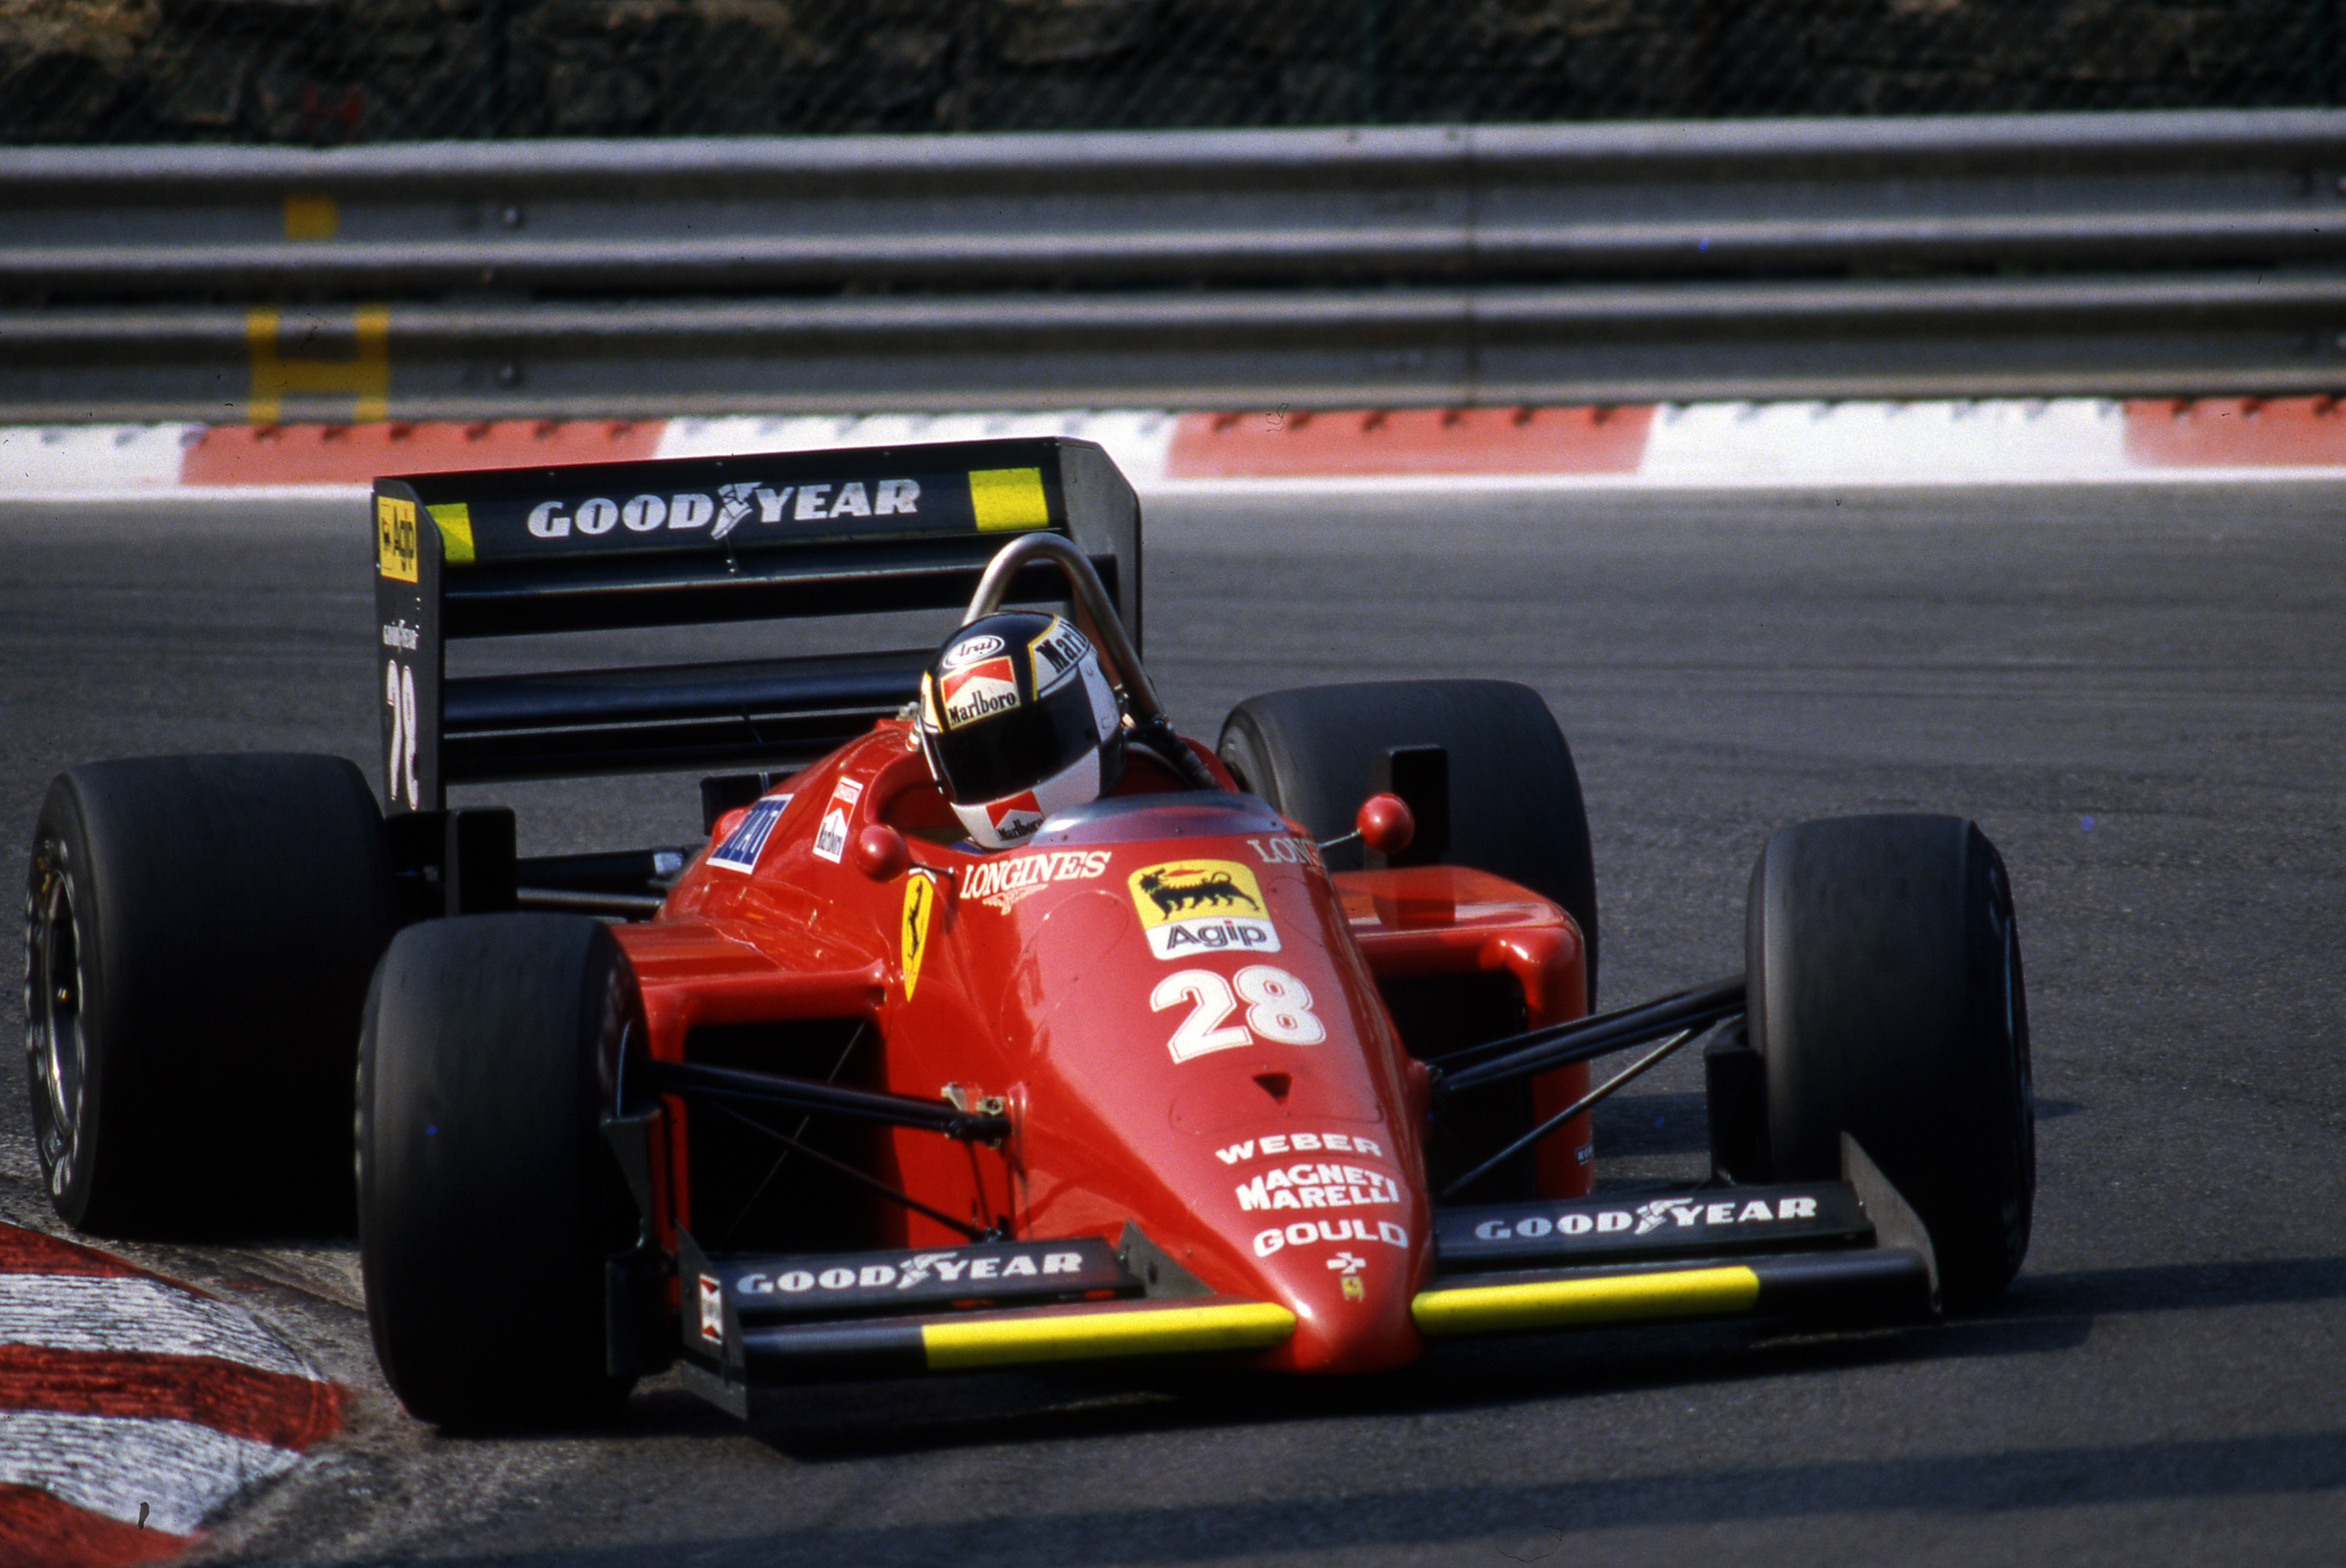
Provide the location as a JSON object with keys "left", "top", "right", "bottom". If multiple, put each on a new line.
{"left": 918, "top": 611, "right": 1126, "bottom": 848}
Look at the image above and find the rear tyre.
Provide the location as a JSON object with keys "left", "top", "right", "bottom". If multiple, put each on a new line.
{"left": 23, "top": 754, "right": 395, "bottom": 1236}
{"left": 360, "top": 913, "right": 636, "bottom": 1429}
{"left": 1746, "top": 814, "right": 2033, "bottom": 1309}
{"left": 1216, "top": 679, "right": 1597, "bottom": 995}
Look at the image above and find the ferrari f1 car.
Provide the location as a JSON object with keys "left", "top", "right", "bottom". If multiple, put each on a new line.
{"left": 22, "top": 438, "right": 2033, "bottom": 1427}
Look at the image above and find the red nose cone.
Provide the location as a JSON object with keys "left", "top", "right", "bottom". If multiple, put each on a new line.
{"left": 1243, "top": 1209, "right": 1427, "bottom": 1373}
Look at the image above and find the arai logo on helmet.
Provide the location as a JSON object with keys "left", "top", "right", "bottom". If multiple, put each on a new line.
{"left": 940, "top": 633, "right": 1006, "bottom": 671}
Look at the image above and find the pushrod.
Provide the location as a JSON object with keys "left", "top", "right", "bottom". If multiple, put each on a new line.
{"left": 699, "top": 1098, "right": 988, "bottom": 1243}
{"left": 1433, "top": 975, "right": 1746, "bottom": 1097}
{"left": 640, "top": 1057, "right": 1011, "bottom": 1142}
{"left": 1437, "top": 1024, "right": 1704, "bottom": 1200}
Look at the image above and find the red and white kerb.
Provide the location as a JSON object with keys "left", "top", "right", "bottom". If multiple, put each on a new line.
{"left": 0, "top": 1225, "right": 342, "bottom": 1565}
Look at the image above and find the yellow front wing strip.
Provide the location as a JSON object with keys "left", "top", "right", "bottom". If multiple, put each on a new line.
{"left": 1412, "top": 1265, "right": 1762, "bottom": 1338}
{"left": 922, "top": 1300, "right": 1296, "bottom": 1370}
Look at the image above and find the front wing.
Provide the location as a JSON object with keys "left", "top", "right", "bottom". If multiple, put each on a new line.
{"left": 664, "top": 1139, "right": 1935, "bottom": 1412}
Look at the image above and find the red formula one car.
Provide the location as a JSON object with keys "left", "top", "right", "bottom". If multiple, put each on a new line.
{"left": 22, "top": 438, "right": 2033, "bottom": 1427}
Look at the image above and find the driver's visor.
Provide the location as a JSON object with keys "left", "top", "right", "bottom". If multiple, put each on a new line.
{"left": 936, "top": 679, "right": 1101, "bottom": 805}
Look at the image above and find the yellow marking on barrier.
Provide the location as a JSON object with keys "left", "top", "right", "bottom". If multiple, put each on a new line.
{"left": 247, "top": 305, "right": 391, "bottom": 424}
{"left": 968, "top": 467, "right": 1050, "bottom": 532}
{"left": 1411, "top": 1265, "right": 1761, "bottom": 1338}
{"left": 282, "top": 195, "right": 338, "bottom": 240}
{"left": 426, "top": 502, "right": 475, "bottom": 565}
{"left": 921, "top": 1300, "right": 1294, "bottom": 1369}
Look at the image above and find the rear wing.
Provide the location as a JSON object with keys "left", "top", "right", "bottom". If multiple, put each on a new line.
{"left": 371, "top": 437, "right": 1139, "bottom": 815}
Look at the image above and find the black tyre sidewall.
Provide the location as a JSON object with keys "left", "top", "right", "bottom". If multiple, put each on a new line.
{"left": 360, "top": 912, "right": 634, "bottom": 1430}
{"left": 1747, "top": 813, "right": 2035, "bottom": 1308}
{"left": 1217, "top": 679, "right": 1598, "bottom": 999}
{"left": 23, "top": 754, "right": 394, "bottom": 1236}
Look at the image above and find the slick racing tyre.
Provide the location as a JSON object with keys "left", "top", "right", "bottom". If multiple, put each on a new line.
{"left": 1218, "top": 680, "right": 1598, "bottom": 1201}
{"left": 23, "top": 754, "right": 395, "bottom": 1236}
{"left": 360, "top": 913, "right": 637, "bottom": 1430}
{"left": 1216, "top": 679, "right": 1598, "bottom": 997}
{"left": 1746, "top": 814, "right": 2035, "bottom": 1310}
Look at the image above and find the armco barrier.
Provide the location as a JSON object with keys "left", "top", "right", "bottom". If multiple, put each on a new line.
{"left": 5, "top": 113, "right": 2346, "bottom": 423}
{"left": 9, "top": 113, "right": 2346, "bottom": 297}
{"left": 10, "top": 272, "right": 2346, "bottom": 427}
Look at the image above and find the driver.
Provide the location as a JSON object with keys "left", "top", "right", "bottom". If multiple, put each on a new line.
{"left": 916, "top": 611, "right": 1124, "bottom": 848}
{"left": 916, "top": 610, "right": 1200, "bottom": 848}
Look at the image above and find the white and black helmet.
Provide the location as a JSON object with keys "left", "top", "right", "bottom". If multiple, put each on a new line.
{"left": 918, "top": 611, "right": 1125, "bottom": 848}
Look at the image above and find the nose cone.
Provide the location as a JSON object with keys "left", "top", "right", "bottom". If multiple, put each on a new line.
{"left": 1173, "top": 1118, "right": 1432, "bottom": 1374}
{"left": 1241, "top": 1208, "right": 1427, "bottom": 1373}
{"left": 985, "top": 810, "right": 1438, "bottom": 1372}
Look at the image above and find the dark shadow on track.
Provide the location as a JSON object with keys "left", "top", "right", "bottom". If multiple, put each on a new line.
{"left": 477, "top": 1257, "right": 2346, "bottom": 1473}
{"left": 320, "top": 1423, "right": 2346, "bottom": 1568}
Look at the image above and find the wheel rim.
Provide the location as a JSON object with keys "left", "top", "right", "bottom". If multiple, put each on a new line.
{"left": 25, "top": 855, "right": 86, "bottom": 1189}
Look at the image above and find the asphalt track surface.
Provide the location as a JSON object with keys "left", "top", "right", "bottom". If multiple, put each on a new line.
{"left": 3, "top": 481, "right": 2343, "bottom": 1565}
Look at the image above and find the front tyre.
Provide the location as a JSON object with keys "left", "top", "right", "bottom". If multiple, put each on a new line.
{"left": 1747, "top": 814, "right": 2034, "bottom": 1309}
{"left": 359, "top": 914, "right": 637, "bottom": 1430}
{"left": 1218, "top": 679, "right": 1599, "bottom": 1200}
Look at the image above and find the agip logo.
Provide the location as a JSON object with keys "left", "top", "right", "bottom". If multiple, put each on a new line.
{"left": 375, "top": 495, "right": 418, "bottom": 582}
{"left": 1126, "top": 859, "right": 1278, "bottom": 960}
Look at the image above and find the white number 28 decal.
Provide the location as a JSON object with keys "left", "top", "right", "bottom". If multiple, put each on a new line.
{"left": 1151, "top": 965, "right": 1326, "bottom": 1063}
{"left": 384, "top": 660, "right": 419, "bottom": 807}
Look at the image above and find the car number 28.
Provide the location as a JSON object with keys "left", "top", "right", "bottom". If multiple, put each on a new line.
{"left": 1151, "top": 965, "right": 1325, "bottom": 1063}
{"left": 384, "top": 659, "right": 420, "bottom": 807}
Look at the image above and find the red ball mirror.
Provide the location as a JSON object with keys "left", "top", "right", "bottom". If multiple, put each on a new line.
{"left": 1355, "top": 793, "right": 1414, "bottom": 856}
{"left": 852, "top": 823, "right": 911, "bottom": 881}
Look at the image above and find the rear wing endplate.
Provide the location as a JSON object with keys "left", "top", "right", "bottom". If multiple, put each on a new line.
{"left": 371, "top": 438, "right": 1139, "bottom": 813}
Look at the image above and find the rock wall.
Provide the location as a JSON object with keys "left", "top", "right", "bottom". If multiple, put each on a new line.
{"left": 0, "top": 0, "right": 2331, "bottom": 145}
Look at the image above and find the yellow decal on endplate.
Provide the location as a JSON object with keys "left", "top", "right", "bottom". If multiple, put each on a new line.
{"left": 968, "top": 467, "right": 1049, "bottom": 532}
{"left": 376, "top": 495, "right": 418, "bottom": 581}
{"left": 1127, "top": 859, "right": 1278, "bottom": 961}
{"left": 427, "top": 501, "right": 475, "bottom": 565}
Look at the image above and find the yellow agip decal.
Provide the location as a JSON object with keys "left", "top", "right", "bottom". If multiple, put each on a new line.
{"left": 1128, "top": 859, "right": 1265, "bottom": 930}
{"left": 1127, "top": 859, "right": 1277, "bottom": 960}
{"left": 375, "top": 495, "right": 418, "bottom": 581}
